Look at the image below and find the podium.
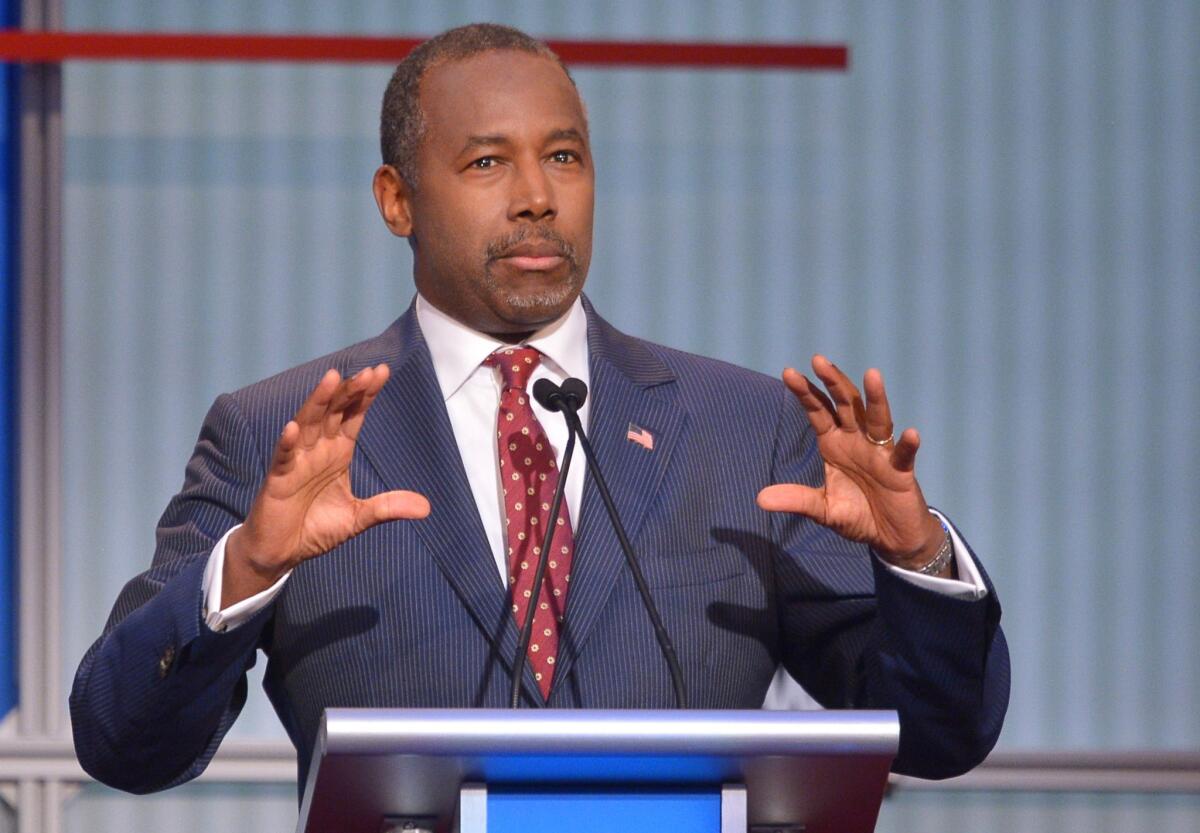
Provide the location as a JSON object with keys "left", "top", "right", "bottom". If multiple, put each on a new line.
{"left": 296, "top": 708, "right": 899, "bottom": 833}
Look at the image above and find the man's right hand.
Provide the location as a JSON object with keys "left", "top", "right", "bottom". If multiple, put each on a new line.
{"left": 222, "top": 364, "right": 431, "bottom": 608}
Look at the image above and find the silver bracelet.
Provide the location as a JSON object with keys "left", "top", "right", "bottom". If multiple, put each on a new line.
{"left": 915, "top": 522, "right": 954, "bottom": 576}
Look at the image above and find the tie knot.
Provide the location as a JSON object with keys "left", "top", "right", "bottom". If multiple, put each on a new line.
{"left": 486, "top": 346, "right": 541, "bottom": 391}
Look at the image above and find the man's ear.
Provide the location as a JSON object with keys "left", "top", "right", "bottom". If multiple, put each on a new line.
{"left": 372, "top": 164, "right": 414, "bottom": 237}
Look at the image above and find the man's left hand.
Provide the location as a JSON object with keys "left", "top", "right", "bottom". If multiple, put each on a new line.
{"left": 756, "top": 355, "right": 947, "bottom": 572}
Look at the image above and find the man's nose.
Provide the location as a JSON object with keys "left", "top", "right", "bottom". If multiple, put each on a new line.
{"left": 508, "top": 161, "right": 556, "bottom": 222}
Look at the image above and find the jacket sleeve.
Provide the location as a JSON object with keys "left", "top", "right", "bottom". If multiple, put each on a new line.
{"left": 767, "top": 383, "right": 1011, "bottom": 779}
{"left": 69, "top": 393, "right": 276, "bottom": 793}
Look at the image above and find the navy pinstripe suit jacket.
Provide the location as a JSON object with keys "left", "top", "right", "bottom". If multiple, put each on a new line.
{"left": 70, "top": 297, "right": 1009, "bottom": 795}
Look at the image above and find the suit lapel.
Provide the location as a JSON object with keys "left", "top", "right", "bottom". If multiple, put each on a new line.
{"left": 552, "top": 303, "right": 687, "bottom": 691}
{"left": 354, "top": 307, "right": 543, "bottom": 704}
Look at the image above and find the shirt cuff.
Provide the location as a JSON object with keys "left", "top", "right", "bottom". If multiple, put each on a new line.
{"left": 877, "top": 510, "right": 989, "bottom": 601}
{"left": 202, "top": 524, "right": 291, "bottom": 632}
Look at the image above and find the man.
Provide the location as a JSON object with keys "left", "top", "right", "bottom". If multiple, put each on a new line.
{"left": 71, "top": 24, "right": 1008, "bottom": 796}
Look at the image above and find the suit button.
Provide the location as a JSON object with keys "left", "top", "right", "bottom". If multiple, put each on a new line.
{"left": 157, "top": 645, "right": 176, "bottom": 679}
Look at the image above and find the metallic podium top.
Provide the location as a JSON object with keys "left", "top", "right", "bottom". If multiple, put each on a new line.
{"left": 298, "top": 708, "right": 900, "bottom": 833}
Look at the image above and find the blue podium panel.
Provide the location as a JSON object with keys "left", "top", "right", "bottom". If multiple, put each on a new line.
{"left": 488, "top": 788, "right": 721, "bottom": 833}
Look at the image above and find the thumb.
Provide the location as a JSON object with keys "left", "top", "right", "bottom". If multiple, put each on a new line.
{"left": 756, "top": 484, "right": 827, "bottom": 522}
{"left": 355, "top": 489, "right": 431, "bottom": 530}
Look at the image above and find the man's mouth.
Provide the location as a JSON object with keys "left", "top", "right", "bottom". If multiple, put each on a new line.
{"left": 501, "top": 255, "right": 563, "bottom": 271}
{"left": 496, "top": 241, "right": 566, "bottom": 272}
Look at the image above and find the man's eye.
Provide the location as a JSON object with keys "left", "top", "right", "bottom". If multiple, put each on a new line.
{"left": 471, "top": 156, "right": 498, "bottom": 169}
{"left": 550, "top": 150, "right": 578, "bottom": 164}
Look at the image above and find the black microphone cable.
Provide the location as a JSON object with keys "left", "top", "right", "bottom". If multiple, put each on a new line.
{"left": 537, "top": 377, "right": 689, "bottom": 709}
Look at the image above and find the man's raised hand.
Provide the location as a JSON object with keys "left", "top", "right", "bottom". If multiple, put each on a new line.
{"left": 222, "top": 365, "right": 430, "bottom": 607}
{"left": 756, "top": 355, "right": 947, "bottom": 572}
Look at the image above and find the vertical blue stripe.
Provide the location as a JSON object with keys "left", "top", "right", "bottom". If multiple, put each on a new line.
{"left": 0, "top": 0, "right": 20, "bottom": 720}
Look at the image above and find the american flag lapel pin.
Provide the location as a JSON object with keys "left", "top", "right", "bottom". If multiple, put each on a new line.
{"left": 626, "top": 422, "right": 654, "bottom": 451}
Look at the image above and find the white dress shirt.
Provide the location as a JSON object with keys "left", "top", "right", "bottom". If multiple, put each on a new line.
{"left": 202, "top": 295, "right": 984, "bottom": 632}
{"left": 415, "top": 294, "right": 591, "bottom": 580}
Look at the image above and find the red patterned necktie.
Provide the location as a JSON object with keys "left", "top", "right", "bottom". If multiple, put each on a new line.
{"left": 485, "top": 346, "right": 574, "bottom": 699}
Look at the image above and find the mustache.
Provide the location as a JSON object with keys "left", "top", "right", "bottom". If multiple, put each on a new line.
{"left": 485, "top": 227, "right": 578, "bottom": 265}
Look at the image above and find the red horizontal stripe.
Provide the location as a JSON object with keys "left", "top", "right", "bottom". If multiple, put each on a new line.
{"left": 0, "top": 31, "right": 848, "bottom": 70}
{"left": 553, "top": 39, "right": 846, "bottom": 70}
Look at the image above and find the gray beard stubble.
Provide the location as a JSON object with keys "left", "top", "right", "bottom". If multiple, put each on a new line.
{"left": 483, "top": 226, "right": 584, "bottom": 310}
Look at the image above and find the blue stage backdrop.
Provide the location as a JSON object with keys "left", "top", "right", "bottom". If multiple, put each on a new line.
{"left": 37, "top": 1, "right": 1200, "bottom": 831}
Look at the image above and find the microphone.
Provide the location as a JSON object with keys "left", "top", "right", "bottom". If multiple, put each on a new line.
{"left": 538, "top": 377, "right": 689, "bottom": 709}
{"left": 532, "top": 377, "right": 586, "bottom": 413}
{"left": 559, "top": 377, "right": 587, "bottom": 411}
{"left": 532, "top": 377, "right": 568, "bottom": 411}
{"left": 508, "top": 379, "right": 578, "bottom": 708}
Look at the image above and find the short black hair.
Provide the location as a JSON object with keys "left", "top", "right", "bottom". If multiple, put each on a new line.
{"left": 380, "top": 23, "right": 579, "bottom": 188}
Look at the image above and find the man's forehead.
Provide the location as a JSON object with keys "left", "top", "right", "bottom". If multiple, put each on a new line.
{"left": 418, "top": 50, "right": 587, "bottom": 142}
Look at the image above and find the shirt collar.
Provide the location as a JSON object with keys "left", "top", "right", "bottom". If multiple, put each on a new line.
{"left": 415, "top": 293, "right": 589, "bottom": 401}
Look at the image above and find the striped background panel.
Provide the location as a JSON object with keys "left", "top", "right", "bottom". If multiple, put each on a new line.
{"left": 56, "top": 1, "right": 1199, "bottom": 831}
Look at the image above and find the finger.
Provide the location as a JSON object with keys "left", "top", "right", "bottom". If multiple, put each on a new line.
{"left": 355, "top": 489, "right": 431, "bottom": 531}
{"left": 782, "top": 367, "right": 837, "bottom": 434}
{"left": 756, "top": 484, "right": 827, "bottom": 523}
{"left": 339, "top": 364, "right": 391, "bottom": 441}
{"left": 811, "top": 355, "right": 864, "bottom": 432}
{"left": 361, "top": 363, "right": 391, "bottom": 402}
{"left": 323, "top": 367, "right": 375, "bottom": 438}
{"left": 296, "top": 369, "right": 342, "bottom": 447}
{"left": 890, "top": 427, "right": 921, "bottom": 472}
{"left": 863, "top": 368, "right": 895, "bottom": 445}
{"left": 325, "top": 367, "right": 373, "bottom": 414}
{"left": 269, "top": 420, "right": 301, "bottom": 475}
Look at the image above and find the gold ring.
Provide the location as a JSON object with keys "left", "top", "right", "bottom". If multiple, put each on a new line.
{"left": 867, "top": 433, "right": 893, "bottom": 447}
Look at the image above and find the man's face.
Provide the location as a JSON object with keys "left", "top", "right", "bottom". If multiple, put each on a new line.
{"left": 400, "top": 50, "right": 594, "bottom": 338}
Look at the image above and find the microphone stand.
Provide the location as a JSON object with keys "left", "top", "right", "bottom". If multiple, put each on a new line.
{"left": 556, "top": 381, "right": 689, "bottom": 709}
{"left": 509, "top": 385, "right": 577, "bottom": 709}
